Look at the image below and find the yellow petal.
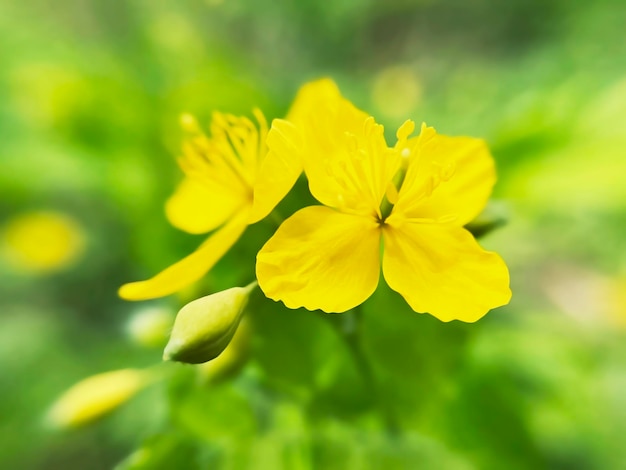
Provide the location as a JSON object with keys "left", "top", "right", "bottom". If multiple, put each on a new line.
{"left": 393, "top": 125, "right": 496, "bottom": 226}
{"left": 119, "top": 211, "right": 249, "bottom": 301}
{"left": 166, "top": 177, "right": 246, "bottom": 234}
{"left": 248, "top": 119, "right": 304, "bottom": 223}
{"left": 304, "top": 108, "right": 399, "bottom": 217}
{"left": 382, "top": 218, "right": 511, "bottom": 322}
{"left": 257, "top": 206, "right": 381, "bottom": 313}
{"left": 284, "top": 79, "right": 396, "bottom": 216}
{"left": 286, "top": 78, "right": 343, "bottom": 127}
{"left": 249, "top": 80, "right": 356, "bottom": 223}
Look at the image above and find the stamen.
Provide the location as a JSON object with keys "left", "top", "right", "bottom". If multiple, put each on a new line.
{"left": 253, "top": 108, "right": 268, "bottom": 170}
{"left": 324, "top": 159, "right": 335, "bottom": 177}
{"left": 176, "top": 110, "right": 269, "bottom": 196}
{"left": 210, "top": 112, "right": 256, "bottom": 188}
{"left": 396, "top": 119, "right": 415, "bottom": 143}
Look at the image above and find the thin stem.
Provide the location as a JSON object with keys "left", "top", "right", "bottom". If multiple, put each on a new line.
{"left": 322, "top": 308, "right": 399, "bottom": 435}
{"left": 268, "top": 209, "right": 285, "bottom": 229}
{"left": 243, "top": 279, "right": 259, "bottom": 293}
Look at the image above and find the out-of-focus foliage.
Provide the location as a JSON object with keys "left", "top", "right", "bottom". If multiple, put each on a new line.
{"left": 1, "top": 0, "right": 625, "bottom": 468}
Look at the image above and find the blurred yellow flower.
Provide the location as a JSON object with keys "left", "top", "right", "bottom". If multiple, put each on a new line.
{"left": 257, "top": 87, "right": 511, "bottom": 322}
{"left": 119, "top": 110, "right": 301, "bottom": 300}
{"left": 372, "top": 65, "right": 423, "bottom": 119}
{"left": 46, "top": 369, "right": 150, "bottom": 429}
{"left": 1, "top": 211, "right": 85, "bottom": 274}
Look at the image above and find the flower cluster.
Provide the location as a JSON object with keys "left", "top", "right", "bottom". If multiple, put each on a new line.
{"left": 49, "top": 79, "right": 511, "bottom": 431}
{"left": 121, "top": 78, "right": 511, "bottom": 323}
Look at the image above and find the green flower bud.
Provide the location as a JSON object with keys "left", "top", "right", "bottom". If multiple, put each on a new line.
{"left": 196, "top": 316, "right": 252, "bottom": 384}
{"left": 163, "top": 282, "right": 256, "bottom": 364}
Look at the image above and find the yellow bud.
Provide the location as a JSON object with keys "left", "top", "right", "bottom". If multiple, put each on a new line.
{"left": 163, "top": 282, "right": 256, "bottom": 364}
{"left": 46, "top": 369, "right": 149, "bottom": 429}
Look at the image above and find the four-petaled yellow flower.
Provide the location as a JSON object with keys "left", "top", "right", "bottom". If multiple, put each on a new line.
{"left": 119, "top": 110, "right": 301, "bottom": 300}
{"left": 256, "top": 80, "right": 511, "bottom": 322}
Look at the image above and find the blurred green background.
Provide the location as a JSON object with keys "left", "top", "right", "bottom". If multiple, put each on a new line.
{"left": 2, "top": 0, "right": 625, "bottom": 468}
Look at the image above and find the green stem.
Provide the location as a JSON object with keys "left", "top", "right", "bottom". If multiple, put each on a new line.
{"left": 268, "top": 209, "right": 285, "bottom": 228}
{"left": 322, "top": 308, "right": 399, "bottom": 435}
{"left": 243, "top": 279, "right": 258, "bottom": 293}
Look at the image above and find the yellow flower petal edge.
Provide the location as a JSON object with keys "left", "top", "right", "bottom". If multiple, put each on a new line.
{"left": 248, "top": 119, "right": 304, "bottom": 224}
{"left": 286, "top": 78, "right": 343, "bottom": 126}
{"left": 256, "top": 206, "right": 381, "bottom": 313}
{"left": 119, "top": 210, "right": 249, "bottom": 301}
{"left": 382, "top": 218, "right": 511, "bottom": 322}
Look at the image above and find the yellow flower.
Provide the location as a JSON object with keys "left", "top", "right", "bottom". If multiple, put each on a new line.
{"left": 256, "top": 86, "right": 511, "bottom": 322}
{"left": 119, "top": 110, "right": 301, "bottom": 300}
{"left": 1, "top": 211, "right": 85, "bottom": 274}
